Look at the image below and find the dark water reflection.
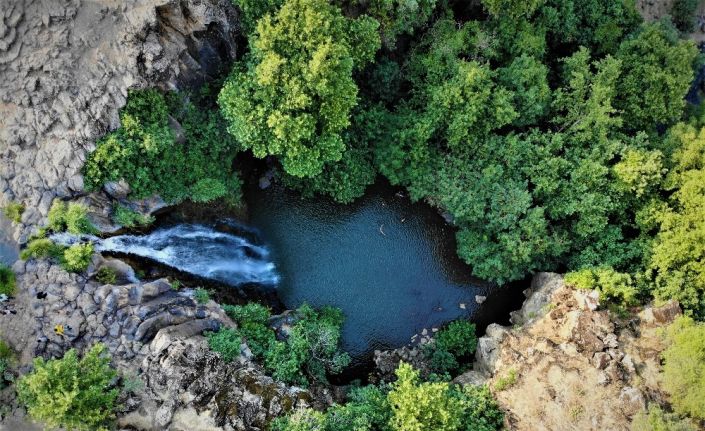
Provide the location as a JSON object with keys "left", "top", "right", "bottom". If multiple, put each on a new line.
{"left": 0, "top": 214, "right": 18, "bottom": 265}
{"left": 245, "top": 181, "right": 524, "bottom": 358}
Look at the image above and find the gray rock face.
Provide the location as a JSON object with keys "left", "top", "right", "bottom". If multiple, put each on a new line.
{"left": 509, "top": 272, "right": 564, "bottom": 326}
{"left": 119, "top": 335, "right": 321, "bottom": 431}
{"left": 0, "top": 0, "right": 240, "bottom": 242}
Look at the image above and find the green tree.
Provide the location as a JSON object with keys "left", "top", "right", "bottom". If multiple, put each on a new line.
{"left": 671, "top": 0, "right": 699, "bottom": 32}
{"left": 16, "top": 344, "right": 119, "bottom": 431}
{"left": 84, "top": 89, "right": 241, "bottom": 205}
{"left": 498, "top": 54, "right": 551, "bottom": 127}
{"left": 482, "top": 0, "right": 545, "bottom": 20}
{"left": 61, "top": 243, "right": 95, "bottom": 273}
{"left": 264, "top": 304, "right": 350, "bottom": 386}
{"left": 387, "top": 362, "right": 464, "bottom": 431}
{"left": 218, "top": 0, "right": 380, "bottom": 178}
{"left": 648, "top": 124, "right": 705, "bottom": 318}
{"left": 615, "top": 22, "right": 698, "bottom": 131}
{"left": 662, "top": 316, "right": 705, "bottom": 420}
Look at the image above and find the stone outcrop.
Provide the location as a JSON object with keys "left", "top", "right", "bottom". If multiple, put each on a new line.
{"left": 0, "top": 0, "right": 240, "bottom": 244}
{"left": 466, "top": 273, "right": 681, "bottom": 431}
{"left": 121, "top": 334, "right": 322, "bottom": 431}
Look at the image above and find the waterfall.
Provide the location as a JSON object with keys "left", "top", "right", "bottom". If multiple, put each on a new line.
{"left": 51, "top": 224, "right": 280, "bottom": 286}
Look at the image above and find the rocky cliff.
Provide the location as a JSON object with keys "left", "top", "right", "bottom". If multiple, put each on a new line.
{"left": 0, "top": 2, "right": 334, "bottom": 430}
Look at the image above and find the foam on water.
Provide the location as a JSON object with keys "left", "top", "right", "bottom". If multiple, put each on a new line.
{"left": 51, "top": 224, "right": 279, "bottom": 286}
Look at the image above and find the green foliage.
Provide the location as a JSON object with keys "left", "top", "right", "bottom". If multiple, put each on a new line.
{"left": 20, "top": 238, "right": 65, "bottom": 262}
{"left": 84, "top": 89, "right": 241, "bottom": 205}
{"left": 539, "top": 0, "right": 642, "bottom": 55}
{"left": 2, "top": 202, "right": 24, "bottom": 223}
{"left": 218, "top": 0, "right": 380, "bottom": 178}
{"left": 498, "top": 54, "right": 551, "bottom": 127}
{"left": 223, "top": 303, "right": 275, "bottom": 358}
{"left": 205, "top": 327, "right": 242, "bottom": 362}
{"left": 325, "top": 385, "right": 392, "bottom": 431}
{"left": 0, "top": 264, "right": 16, "bottom": 296}
{"left": 482, "top": 0, "right": 545, "bottom": 20}
{"left": 493, "top": 368, "right": 518, "bottom": 391}
{"left": 615, "top": 22, "right": 698, "bottom": 131}
{"left": 0, "top": 340, "right": 15, "bottom": 390}
{"left": 270, "top": 408, "right": 327, "bottom": 431}
{"left": 264, "top": 304, "right": 350, "bottom": 386}
{"left": 353, "top": 0, "right": 438, "bottom": 48}
{"left": 231, "top": 0, "right": 283, "bottom": 34}
{"left": 95, "top": 267, "right": 118, "bottom": 285}
{"left": 662, "top": 316, "right": 705, "bottom": 420}
{"left": 388, "top": 363, "right": 503, "bottom": 431}
{"left": 47, "top": 200, "right": 96, "bottom": 235}
{"left": 61, "top": 243, "right": 94, "bottom": 273}
{"left": 194, "top": 288, "right": 210, "bottom": 304}
{"left": 272, "top": 385, "right": 392, "bottom": 431}
{"left": 425, "top": 320, "right": 478, "bottom": 374}
{"left": 565, "top": 267, "right": 638, "bottom": 307}
{"left": 671, "top": 0, "right": 699, "bottom": 33}
{"left": 630, "top": 405, "right": 698, "bottom": 431}
{"left": 112, "top": 205, "right": 154, "bottom": 228}
{"left": 648, "top": 124, "right": 705, "bottom": 318}
{"left": 16, "top": 344, "right": 119, "bottom": 431}
{"left": 435, "top": 320, "right": 477, "bottom": 358}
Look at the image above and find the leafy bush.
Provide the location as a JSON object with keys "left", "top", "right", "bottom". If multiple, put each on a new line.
{"left": 435, "top": 320, "right": 478, "bottom": 358}
{"left": 671, "top": 0, "right": 699, "bottom": 32}
{"left": 20, "top": 238, "right": 64, "bottom": 261}
{"left": 565, "top": 267, "right": 638, "bottom": 308}
{"left": 272, "top": 385, "right": 392, "bottom": 431}
{"left": 0, "top": 340, "right": 15, "bottom": 390}
{"left": 630, "top": 405, "right": 698, "bottom": 431}
{"left": 270, "top": 408, "right": 327, "bottom": 431}
{"left": 662, "top": 316, "right": 705, "bottom": 420}
{"left": 0, "top": 264, "right": 16, "bottom": 296}
{"left": 16, "top": 344, "right": 119, "bottom": 431}
{"left": 223, "top": 303, "right": 276, "bottom": 358}
{"left": 264, "top": 304, "right": 350, "bottom": 387}
{"left": 47, "top": 200, "right": 96, "bottom": 234}
{"left": 83, "top": 89, "right": 241, "bottom": 205}
{"left": 112, "top": 205, "right": 154, "bottom": 228}
{"left": 61, "top": 243, "right": 94, "bottom": 273}
{"left": 194, "top": 288, "right": 210, "bottom": 304}
{"left": 388, "top": 362, "right": 503, "bottom": 431}
{"left": 95, "top": 267, "right": 117, "bottom": 285}
{"left": 2, "top": 202, "right": 24, "bottom": 223}
{"left": 205, "top": 327, "right": 242, "bottom": 362}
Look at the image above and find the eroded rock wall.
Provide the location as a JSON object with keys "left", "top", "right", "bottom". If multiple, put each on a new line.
{"left": 0, "top": 0, "right": 240, "bottom": 243}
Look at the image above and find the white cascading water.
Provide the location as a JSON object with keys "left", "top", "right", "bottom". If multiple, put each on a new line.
{"left": 51, "top": 224, "right": 280, "bottom": 286}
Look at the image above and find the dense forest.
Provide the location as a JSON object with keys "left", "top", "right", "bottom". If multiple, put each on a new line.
{"left": 85, "top": 0, "right": 703, "bottom": 317}
{"left": 8, "top": 0, "right": 702, "bottom": 429}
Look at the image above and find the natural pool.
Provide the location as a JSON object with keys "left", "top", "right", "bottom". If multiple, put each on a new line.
{"left": 61, "top": 180, "right": 524, "bottom": 359}
{"left": 244, "top": 182, "right": 523, "bottom": 357}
